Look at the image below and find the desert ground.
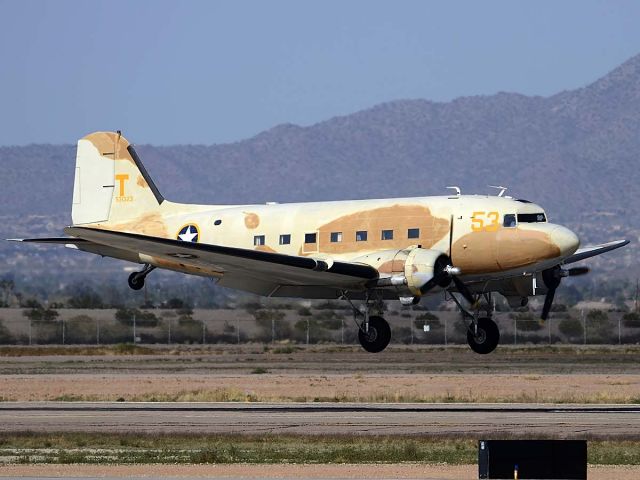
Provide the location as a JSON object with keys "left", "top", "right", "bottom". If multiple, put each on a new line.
{"left": 2, "top": 372, "right": 640, "bottom": 403}
{"left": 0, "top": 344, "right": 640, "bottom": 403}
{"left": 1, "top": 464, "right": 639, "bottom": 479}
{"left": 0, "top": 344, "right": 639, "bottom": 478}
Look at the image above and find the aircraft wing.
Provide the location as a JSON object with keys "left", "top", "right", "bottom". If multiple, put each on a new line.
{"left": 61, "top": 226, "right": 378, "bottom": 297}
{"left": 562, "top": 239, "right": 630, "bottom": 265}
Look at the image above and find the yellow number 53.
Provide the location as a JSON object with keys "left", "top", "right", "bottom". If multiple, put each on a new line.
{"left": 471, "top": 211, "right": 500, "bottom": 232}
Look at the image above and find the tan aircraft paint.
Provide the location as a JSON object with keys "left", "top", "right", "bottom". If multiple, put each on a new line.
{"left": 72, "top": 132, "right": 578, "bottom": 297}
{"left": 313, "top": 205, "right": 450, "bottom": 255}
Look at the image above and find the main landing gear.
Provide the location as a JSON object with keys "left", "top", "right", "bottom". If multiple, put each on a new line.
{"left": 449, "top": 291, "right": 500, "bottom": 354}
{"left": 127, "top": 264, "right": 156, "bottom": 291}
{"left": 342, "top": 291, "right": 391, "bottom": 353}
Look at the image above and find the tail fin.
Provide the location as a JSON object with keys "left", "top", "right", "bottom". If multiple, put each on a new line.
{"left": 72, "top": 131, "right": 164, "bottom": 226}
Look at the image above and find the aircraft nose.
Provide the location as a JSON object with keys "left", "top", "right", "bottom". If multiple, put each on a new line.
{"left": 551, "top": 225, "right": 580, "bottom": 257}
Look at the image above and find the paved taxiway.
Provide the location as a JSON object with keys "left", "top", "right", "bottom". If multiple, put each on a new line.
{"left": 0, "top": 402, "right": 639, "bottom": 437}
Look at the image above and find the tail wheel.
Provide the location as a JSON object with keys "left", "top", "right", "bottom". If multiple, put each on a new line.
{"left": 467, "top": 317, "right": 500, "bottom": 355}
{"left": 127, "top": 272, "right": 145, "bottom": 291}
{"left": 358, "top": 315, "right": 391, "bottom": 353}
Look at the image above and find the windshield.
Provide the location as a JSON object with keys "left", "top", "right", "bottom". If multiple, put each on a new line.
{"left": 503, "top": 214, "right": 516, "bottom": 227}
{"left": 518, "top": 213, "right": 546, "bottom": 223}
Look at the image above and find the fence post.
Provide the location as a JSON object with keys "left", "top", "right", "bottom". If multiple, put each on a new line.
{"left": 28, "top": 319, "right": 32, "bottom": 346}
{"left": 582, "top": 310, "right": 586, "bottom": 345}
{"left": 305, "top": 318, "right": 309, "bottom": 345}
{"left": 444, "top": 317, "right": 448, "bottom": 346}
{"left": 236, "top": 317, "right": 240, "bottom": 344}
{"left": 167, "top": 318, "right": 171, "bottom": 344}
{"left": 410, "top": 317, "right": 414, "bottom": 345}
{"left": 618, "top": 317, "right": 621, "bottom": 345}
{"left": 96, "top": 318, "right": 100, "bottom": 345}
{"left": 271, "top": 318, "right": 275, "bottom": 343}
{"left": 61, "top": 319, "right": 65, "bottom": 345}
{"left": 341, "top": 317, "right": 344, "bottom": 344}
{"left": 133, "top": 313, "right": 136, "bottom": 344}
{"left": 202, "top": 318, "right": 206, "bottom": 345}
{"left": 514, "top": 319, "right": 517, "bottom": 345}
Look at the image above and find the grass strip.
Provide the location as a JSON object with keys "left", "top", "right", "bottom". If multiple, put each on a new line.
{"left": 39, "top": 388, "right": 640, "bottom": 404}
{"left": 1, "top": 433, "right": 640, "bottom": 465}
{"left": 3, "top": 344, "right": 640, "bottom": 357}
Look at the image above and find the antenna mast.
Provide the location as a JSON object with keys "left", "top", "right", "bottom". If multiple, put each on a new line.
{"left": 489, "top": 185, "right": 508, "bottom": 197}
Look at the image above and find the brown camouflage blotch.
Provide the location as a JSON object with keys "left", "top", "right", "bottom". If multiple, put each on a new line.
{"left": 496, "top": 228, "right": 561, "bottom": 270}
{"left": 145, "top": 255, "right": 224, "bottom": 277}
{"left": 136, "top": 175, "right": 148, "bottom": 189}
{"left": 377, "top": 259, "right": 406, "bottom": 274}
{"left": 316, "top": 205, "right": 449, "bottom": 255}
{"left": 255, "top": 245, "right": 277, "bottom": 253}
{"left": 244, "top": 212, "right": 260, "bottom": 229}
{"left": 107, "top": 212, "right": 169, "bottom": 238}
{"left": 83, "top": 131, "right": 135, "bottom": 164}
{"left": 452, "top": 228, "right": 560, "bottom": 274}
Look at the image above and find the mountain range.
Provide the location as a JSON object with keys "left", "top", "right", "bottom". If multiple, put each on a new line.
{"left": 1, "top": 53, "right": 639, "bottom": 280}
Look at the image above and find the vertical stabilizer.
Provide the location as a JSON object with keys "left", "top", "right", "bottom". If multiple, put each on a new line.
{"left": 71, "top": 131, "right": 164, "bottom": 226}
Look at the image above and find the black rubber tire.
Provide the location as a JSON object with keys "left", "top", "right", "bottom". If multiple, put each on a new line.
{"left": 467, "top": 317, "right": 500, "bottom": 354}
{"left": 358, "top": 316, "right": 391, "bottom": 353}
{"left": 127, "top": 272, "right": 145, "bottom": 291}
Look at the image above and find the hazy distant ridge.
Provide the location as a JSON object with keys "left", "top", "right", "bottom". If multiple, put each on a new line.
{"left": 3, "top": 54, "right": 640, "bottom": 227}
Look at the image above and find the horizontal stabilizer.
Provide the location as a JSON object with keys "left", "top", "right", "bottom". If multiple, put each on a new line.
{"left": 7, "top": 237, "right": 89, "bottom": 244}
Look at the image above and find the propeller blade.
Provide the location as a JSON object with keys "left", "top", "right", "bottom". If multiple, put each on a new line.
{"left": 541, "top": 286, "right": 556, "bottom": 321}
{"left": 567, "top": 266, "right": 590, "bottom": 277}
{"left": 420, "top": 270, "right": 450, "bottom": 295}
{"left": 451, "top": 275, "right": 475, "bottom": 305}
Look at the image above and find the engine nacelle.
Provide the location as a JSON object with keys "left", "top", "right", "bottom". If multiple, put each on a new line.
{"left": 404, "top": 248, "right": 450, "bottom": 296}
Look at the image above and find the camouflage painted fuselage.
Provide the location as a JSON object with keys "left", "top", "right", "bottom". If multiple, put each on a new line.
{"left": 73, "top": 132, "right": 580, "bottom": 299}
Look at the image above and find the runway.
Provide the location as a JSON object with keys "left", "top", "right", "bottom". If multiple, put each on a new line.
{"left": 1, "top": 402, "right": 639, "bottom": 437}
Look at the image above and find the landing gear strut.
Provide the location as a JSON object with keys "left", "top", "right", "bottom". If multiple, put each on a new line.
{"left": 449, "top": 290, "right": 500, "bottom": 354}
{"left": 341, "top": 291, "right": 391, "bottom": 353}
{"left": 127, "top": 264, "right": 155, "bottom": 291}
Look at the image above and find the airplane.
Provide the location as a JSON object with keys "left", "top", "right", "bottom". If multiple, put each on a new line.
{"left": 10, "top": 131, "right": 630, "bottom": 354}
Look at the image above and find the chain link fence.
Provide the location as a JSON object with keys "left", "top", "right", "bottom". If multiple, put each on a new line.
{"left": 1, "top": 307, "right": 639, "bottom": 346}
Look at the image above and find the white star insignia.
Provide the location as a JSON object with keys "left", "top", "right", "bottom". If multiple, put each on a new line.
{"left": 178, "top": 225, "right": 199, "bottom": 242}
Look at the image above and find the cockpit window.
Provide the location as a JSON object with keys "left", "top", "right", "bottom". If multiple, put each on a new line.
{"left": 503, "top": 214, "right": 516, "bottom": 228}
{"left": 517, "top": 213, "right": 546, "bottom": 223}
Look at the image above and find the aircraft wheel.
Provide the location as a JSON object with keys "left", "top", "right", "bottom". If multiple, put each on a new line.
{"left": 358, "top": 315, "right": 391, "bottom": 353}
{"left": 467, "top": 317, "right": 499, "bottom": 354}
{"left": 127, "top": 272, "right": 145, "bottom": 291}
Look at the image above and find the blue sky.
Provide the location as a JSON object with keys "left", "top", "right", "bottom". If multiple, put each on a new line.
{"left": 1, "top": 0, "right": 639, "bottom": 145}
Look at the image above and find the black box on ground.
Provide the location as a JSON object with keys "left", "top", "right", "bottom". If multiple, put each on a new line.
{"left": 478, "top": 440, "right": 587, "bottom": 479}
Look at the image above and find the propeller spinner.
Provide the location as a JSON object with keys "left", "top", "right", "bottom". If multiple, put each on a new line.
{"left": 420, "top": 255, "right": 475, "bottom": 305}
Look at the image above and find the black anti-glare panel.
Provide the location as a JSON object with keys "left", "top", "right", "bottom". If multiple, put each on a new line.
{"left": 478, "top": 440, "right": 587, "bottom": 479}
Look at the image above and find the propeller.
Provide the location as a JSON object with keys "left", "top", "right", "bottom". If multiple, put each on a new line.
{"left": 420, "top": 255, "right": 475, "bottom": 305}
{"left": 420, "top": 215, "right": 475, "bottom": 304}
{"left": 540, "top": 265, "right": 590, "bottom": 320}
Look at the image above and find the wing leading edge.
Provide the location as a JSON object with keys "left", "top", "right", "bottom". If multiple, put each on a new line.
{"left": 62, "top": 226, "right": 378, "bottom": 296}
{"left": 562, "top": 239, "right": 630, "bottom": 265}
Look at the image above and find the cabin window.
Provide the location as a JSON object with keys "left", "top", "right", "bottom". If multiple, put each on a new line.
{"left": 279, "top": 234, "right": 291, "bottom": 245}
{"left": 408, "top": 228, "right": 420, "bottom": 239}
{"left": 330, "top": 232, "right": 342, "bottom": 243}
{"left": 503, "top": 214, "right": 516, "bottom": 228}
{"left": 254, "top": 235, "right": 265, "bottom": 246}
{"left": 356, "top": 230, "right": 368, "bottom": 242}
{"left": 517, "top": 213, "right": 547, "bottom": 223}
{"left": 305, "top": 233, "right": 317, "bottom": 244}
{"left": 381, "top": 229, "right": 393, "bottom": 240}
{"left": 214, "top": 219, "right": 222, "bottom": 226}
